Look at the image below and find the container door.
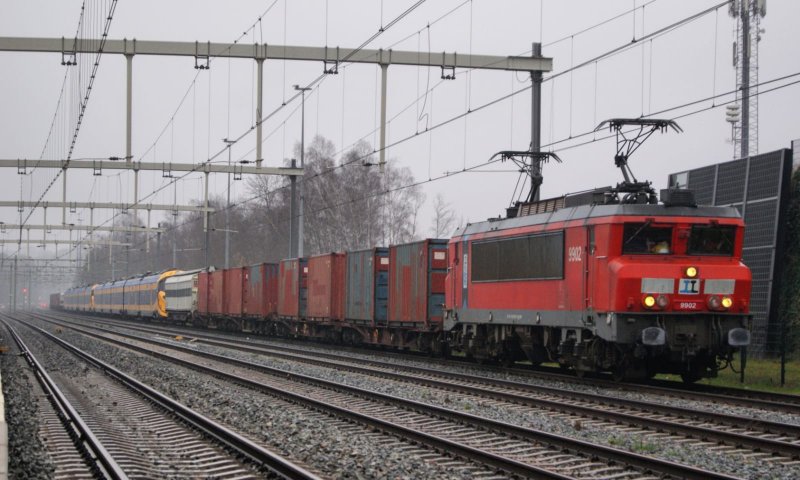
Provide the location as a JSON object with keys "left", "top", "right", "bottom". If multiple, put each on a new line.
{"left": 375, "top": 252, "right": 389, "bottom": 325}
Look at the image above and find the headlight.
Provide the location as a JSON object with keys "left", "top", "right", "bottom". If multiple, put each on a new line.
{"left": 643, "top": 295, "right": 656, "bottom": 308}
{"left": 685, "top": 266, "right": 698, "bottom": 278}
{"left": 721, "top": 297, "right": 733, "bottom": 309}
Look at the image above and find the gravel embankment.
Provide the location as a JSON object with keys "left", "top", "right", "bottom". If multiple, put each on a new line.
{"left": 0, "top": 329, "right": 55, "bottom": 480}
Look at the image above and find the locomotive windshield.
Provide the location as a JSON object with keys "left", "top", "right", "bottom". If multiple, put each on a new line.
{"left": 622, "top": 223, "right": 672, "bottom": 254}
{"left": 687, "top": 225, "right": 735, "bottom": 256}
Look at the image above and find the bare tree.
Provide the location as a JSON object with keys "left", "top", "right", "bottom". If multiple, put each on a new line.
{"left": 76, "top": 135, "right": 426, "bottom": 285}
{"left": 430, "top": 193, "right": 460, "bottom": 238}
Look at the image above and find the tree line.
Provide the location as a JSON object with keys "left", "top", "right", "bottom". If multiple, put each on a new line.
{"left": 74, "top": 135, "right": 461, "bottom": 285}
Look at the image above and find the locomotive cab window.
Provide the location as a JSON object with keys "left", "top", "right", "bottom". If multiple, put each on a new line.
{"left": 622, "top": 223, "right": 673, "bottom": 254}
{"left": 472, "top": 231, "right": 564, "bottom": 282}
{"left": 688, "top": 225, "right": 735, "bottom": 256}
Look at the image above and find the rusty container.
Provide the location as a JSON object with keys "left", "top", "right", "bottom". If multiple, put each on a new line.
{"left": 388, "top": 239, "right": 448, "bottom": 327}
{"left": 307, "top": 253, "right": 346, "bottom": 321}
{"left": 345, "top": 248, "right": 389, "bottom": 325}
{"left": 244, "top": 263, "right": 279, "bottom": 317}
{"left": 278, "top": 258, "right": 308, "bottom": 318}
{"left": 223, "top": 267, "right": 246, "bottom": 316}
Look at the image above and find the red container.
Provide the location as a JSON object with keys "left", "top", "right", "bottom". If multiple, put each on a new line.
{"left": 278, "top": 258, "right": 307, "bottom": 318}
{"left": 210, "top": 270, "right": 225, "bottom": 314}
{"left": 223, "top": 267, "right": 246, "bottom": 316}
{"left": 198, "top": 271, "right": 209, "bottom": 314}
{"left": 307, "top": 253, "right": 346, "bottom": 321}
{"left": 388, "top": 239, "right": 448, "bottom": 327}
{"left": 244, "top": 263, "right": 279, "bottom": 317}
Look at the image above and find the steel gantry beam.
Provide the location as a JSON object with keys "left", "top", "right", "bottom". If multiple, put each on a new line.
{"left": 0, "top": 224, "right": 165, "bottom": 233}
{"left": 1, "top": 36, "right": 552, "bottom": 259}
{"left": 0, "top": 200, "right": 214, "bottom": 213}
{"left": 0, "top": 239, "right": 131, "bottom": 246}
{"left": 0, "top": 37, "right": 552, "bottom": 71}
{"left": 1, "top": 159, "right": 303, "bottom": 176}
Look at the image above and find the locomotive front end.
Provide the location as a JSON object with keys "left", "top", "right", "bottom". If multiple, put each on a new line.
{"left": 599, "top": 216, "right": 752, "bottom": 381}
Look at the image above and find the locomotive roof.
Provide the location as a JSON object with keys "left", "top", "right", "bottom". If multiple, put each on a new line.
{"left": 454, "top": 203, "right": 742, "bottom": 237}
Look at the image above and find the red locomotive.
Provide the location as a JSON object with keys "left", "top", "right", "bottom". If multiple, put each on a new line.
{"left": 57, "top": 119, "right": 751, "bottom": 382}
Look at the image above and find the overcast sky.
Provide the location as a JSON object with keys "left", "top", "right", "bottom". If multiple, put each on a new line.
{"left": 1, "top": 0, "right": 798, "bottom": 263}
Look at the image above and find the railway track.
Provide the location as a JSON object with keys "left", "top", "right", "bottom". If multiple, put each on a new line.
{"left": 3, "top": 313, "right": 320, "bottom": 480}
{"left": 29, "top": 311, "right": 744, "bottom": 480}
{"left": 55, "top": 309, "right": 800, "bottom": 415}
{"left": 39, "top": 311, "right": 800, "bottom": 461}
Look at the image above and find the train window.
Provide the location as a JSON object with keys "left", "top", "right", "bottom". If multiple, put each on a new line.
{"left": 622, "top": 223, "right": 673, "bottom": 254}
{"left": 472, "top": 231, "right": 564, "bottom": 282}
{"left": 687, "top": 225, "right": 735, "bottom": 256}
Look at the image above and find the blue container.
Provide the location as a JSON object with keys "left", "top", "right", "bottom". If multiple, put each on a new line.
{"left": 346, "top": 248, "right": 389, "bottom": 325}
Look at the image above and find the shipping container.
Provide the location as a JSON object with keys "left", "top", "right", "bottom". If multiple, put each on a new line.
{"left": 345, "top": 248, "right": 389, "bottom": 325}
{"left": 208, "top": 269, "right": 225, "bottom": 314}
{"left": 278, "top": 258, "right": 308, "bottom": 318}
{"left": 244, "top": 263, "right": 279, "bottom": 317}
{"left": 388, "top": 239, "right": 448, "bottom": 327}
{"left": 198, "top": 270, "right": 209, "bottom": 314}
{"left": 223, "top": 267, "right": 247, "bottom": 316}
{"left": 198, "top": 269, "right": 224, "bottom": 315}
{"left": 165, "top": 269, "right": 201, "bottom": 313}
{"left": 49, "top": 292, "right": 62, "bottom": 310}
{"left": 307, "top": 253, "right": 346, "bottom": 321}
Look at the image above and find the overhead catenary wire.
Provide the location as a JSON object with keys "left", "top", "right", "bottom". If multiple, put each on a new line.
{"left": 52, "top": 0, "right": 748, "bottom": 258}
{"left": 49, "top": 0, "right": 430, "bottom": 264}
{"left": 69, "top": 71, "right": 800, "bottom": 267}
{"left": 27, "top": 0, "right": 769, "bottom": 272}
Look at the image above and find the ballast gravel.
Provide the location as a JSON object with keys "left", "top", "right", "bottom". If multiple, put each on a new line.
{"left": 169, "top": 337, "right": 800, "bottom": 480}
{"left": 0, "top": 330, "right": 55, "bottom": 480}
{"left": 22, "top": 318, "right": 497, "bottom": 480}
{"left": 45, "top": 315, "right": 800, "bottom": 480}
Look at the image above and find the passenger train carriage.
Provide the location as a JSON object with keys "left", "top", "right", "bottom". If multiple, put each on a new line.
{"left": 54, "top": 119, "right": 753, "bottom": 382}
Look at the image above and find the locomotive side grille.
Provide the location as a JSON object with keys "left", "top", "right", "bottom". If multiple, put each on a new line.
{"left": 517, "top": 196, "right": 565, "bottom": 217}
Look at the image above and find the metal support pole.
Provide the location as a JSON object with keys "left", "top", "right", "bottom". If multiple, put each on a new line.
{"left": 294, "top": 85, "right": 311, "bottom": 258}
{"left": 740, "top": 2, "right": 750, "bottom": 160}
{"left": 12, "top": 256, "right": 17, "bottom": 312}
{"left": 146, "top": 209, "right": 151, "bottom": 253}
{"left": 204, "top": 171, "right": 210, "bottom": 266}
{"left": 224, "top": 140, "right": 233, "bottom": 269}
{"left": 88, "top": 208, "right": 93, "bottom": 273}
{"left": 126, "top": 54, "right": 133, "bottom": 164}
{"left": 61, "top": 169, "right": 67, "bottom": 224}
{"left": 530, "top": 42, "right": 543, "bottom": 201}
{"left": 289, "top": 159, "right": 297, "bottom": 258}
{"left": 256, "top": 58, "right": 264, "bottom": 167}
{"left": 379, "top": 64, "right": 388, "bottom": 171}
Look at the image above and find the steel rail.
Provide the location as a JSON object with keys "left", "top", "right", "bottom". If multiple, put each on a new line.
{"left": 9, "top": 315, "right": 321, "bottom": 480}
{"left": 0, "top": 315, "right": 128, "bottom": 480}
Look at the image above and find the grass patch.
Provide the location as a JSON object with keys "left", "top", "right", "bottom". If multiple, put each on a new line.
{"left": 656, "top": 355, "right": 800, "bottom": 394}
